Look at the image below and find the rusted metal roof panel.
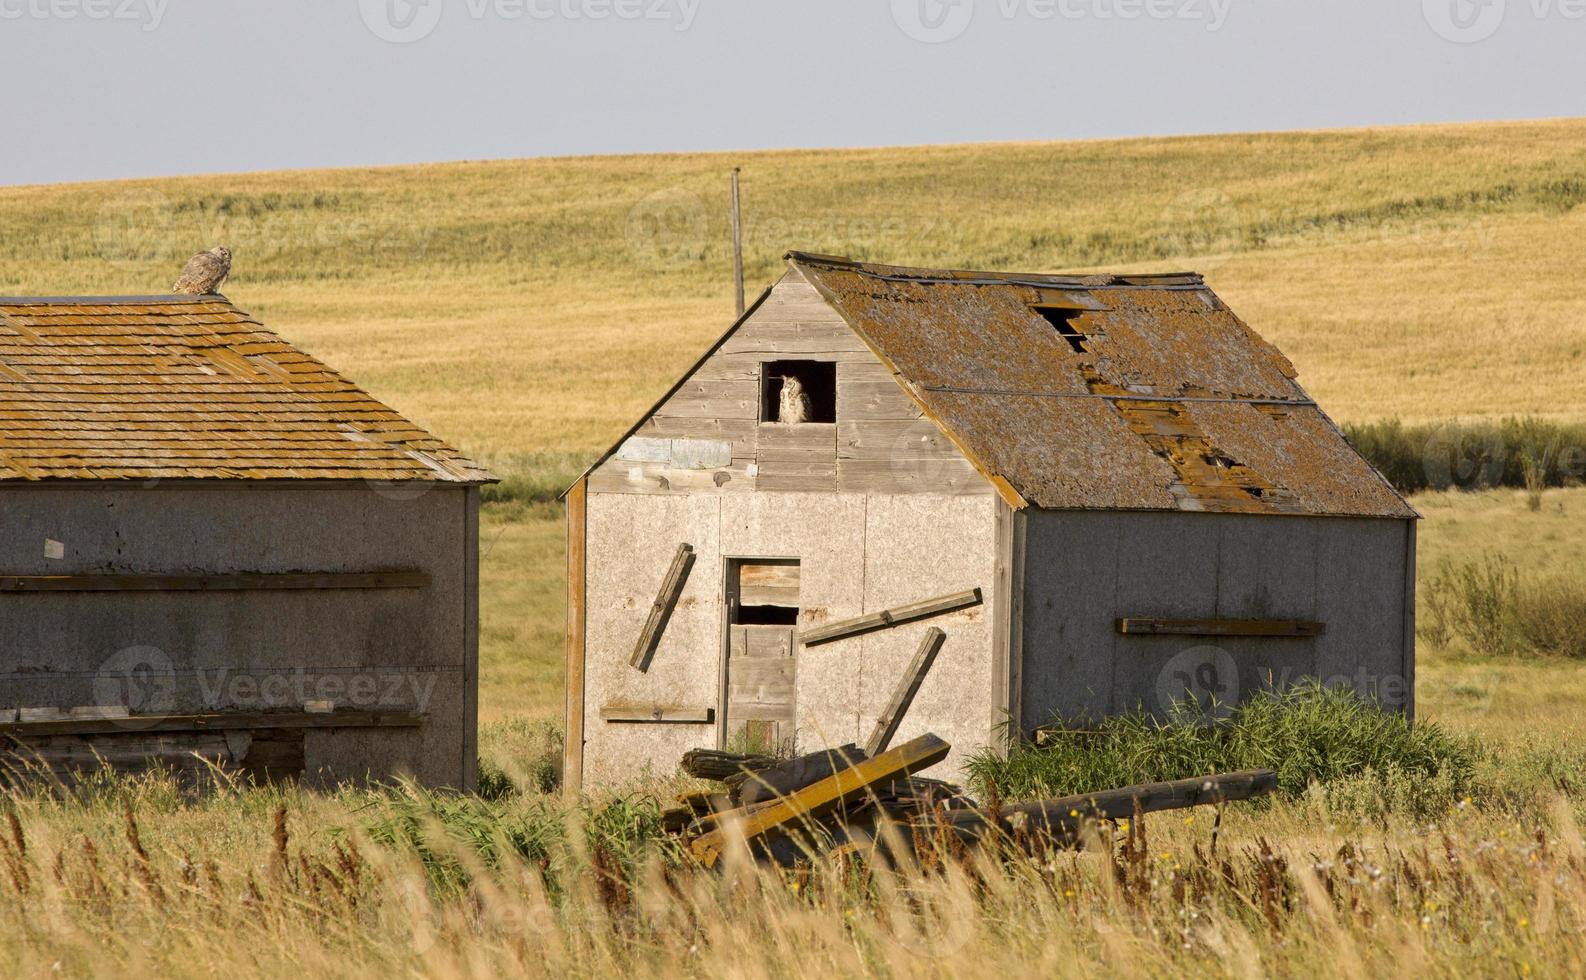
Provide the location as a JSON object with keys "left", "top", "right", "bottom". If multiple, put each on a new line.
{"left": 790, "top": 253, "right": 1413, "bottom": 519}
{"left": 0, "top": 295, "right": 492, "bottom": 484}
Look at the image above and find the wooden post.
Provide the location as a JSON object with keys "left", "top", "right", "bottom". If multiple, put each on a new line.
{"left": 631, "top": 544, "right": 696, "bottom": 671}
{"left": 936, "top": 769, "right": 1279, "bottom": 841}
{"left": 563, "top": 479, "right": 588, "bottom": 798}
{"left": 731, "top": 168, "right": 745, "bottom": 317}
{"left": 865, "top": 628, "right": 946, "bottom": 756}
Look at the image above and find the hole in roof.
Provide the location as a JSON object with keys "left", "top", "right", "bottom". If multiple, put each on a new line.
{"left": 1033, "top": 306, "right": 1088, "bottom": 353}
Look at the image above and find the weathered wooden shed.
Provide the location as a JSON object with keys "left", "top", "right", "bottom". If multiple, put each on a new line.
{"left": 0, "top": 294, "right": 493, "bottom": 789}
{"left": 563, "top": 253, "right": 1417, "bottom": 790}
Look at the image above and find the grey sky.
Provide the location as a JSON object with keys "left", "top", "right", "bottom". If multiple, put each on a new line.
{"left": 0, "top": 0, "right": 1579, "bottom": 186}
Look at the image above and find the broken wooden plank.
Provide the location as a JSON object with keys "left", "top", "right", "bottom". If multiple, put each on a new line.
{"left": 736, "top": 744, "right": 868, "bottom": 807}
{"left": 599, "top": 702, "right": 715, "bottom": 724}
{"left": 800, "top": 589, "right": 982, "bottom": 647}
{"left": 680, "top": 748, "right": 778, "bottom": 781}
{"left": 0, "top": 710, "right": 423, "bottom": 739}
{"left": 0, "top": 572, "right": 430, "bottom": 592}
{"left": 630, "top": 544, "right": 697, "bottom": 671}
{"left": 1117, "top": 618, "right": 1325, "bottom": 638}
{"left": 688, "top": 733, "right": 950, "bottom": 867}
{"left": 937, "top": 769, "right": 1279, "bottom": 842}
{"left": 738, "top": 561, "right": 800, "bottom": 607}
{"left": 865, "top": 628, "right": 946, "bottom": 756}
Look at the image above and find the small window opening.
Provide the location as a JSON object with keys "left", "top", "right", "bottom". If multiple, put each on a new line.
{"left": 1034, "top": 306, "right": 1089, "bottom": 353}
{"left": 760, "top": 360, "right": 836, "bottom": 424}
{"left": 736, "top": 605, "right": 800, "bottom": 626}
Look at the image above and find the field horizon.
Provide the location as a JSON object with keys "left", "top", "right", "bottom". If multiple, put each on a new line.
{"left": 5, "top": 115, "right": 1586, "bottom": 476}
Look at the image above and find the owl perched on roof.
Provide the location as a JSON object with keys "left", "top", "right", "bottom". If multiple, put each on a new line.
{"left": 778, "top": 375, "right": 811, "bottom": 425}
{"left": 172, "top": 247, "right": 232, "bottom": 295}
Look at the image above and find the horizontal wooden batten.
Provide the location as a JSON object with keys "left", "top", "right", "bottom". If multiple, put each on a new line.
{"left": 0, "top": 571, "right": 431, "bottom": 593}
{"left": 1116, "top": 618, "right": 1326, "bottom": 638}
{"left": 800, "top": 588, "right": 983, "bottom": 647}
{"left": 0, "top": 567, "right": 431, "bottom": 589}
{"left": 599, "top": 703, "right": 716, "bottom": 725}
{"left": 0, "top": 710, "right": 423, "bottom": 739}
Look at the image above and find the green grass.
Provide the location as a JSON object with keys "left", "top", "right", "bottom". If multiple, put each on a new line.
{"left": 969, "top": 684, "right": 1478, "bottom": 817}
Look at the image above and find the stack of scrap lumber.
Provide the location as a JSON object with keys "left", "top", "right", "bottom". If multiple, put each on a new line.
{"left": 667, "top": 734, "right": 1277, "bottom": 867}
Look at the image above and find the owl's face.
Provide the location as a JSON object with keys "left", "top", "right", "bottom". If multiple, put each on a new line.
{"left": 782, "top": 375, "right": 804, "bottom": 395}
{"left": 213, "top": 247, "right": 232, "bottom": 261}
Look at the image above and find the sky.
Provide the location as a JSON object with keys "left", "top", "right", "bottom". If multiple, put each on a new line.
{"left": 0, "top": 0, "right": 1580, "bottom": 186}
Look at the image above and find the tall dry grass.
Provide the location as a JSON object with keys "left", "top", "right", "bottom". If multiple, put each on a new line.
{"left": 4, "top": 772, "right": 1586, "bottom": 978}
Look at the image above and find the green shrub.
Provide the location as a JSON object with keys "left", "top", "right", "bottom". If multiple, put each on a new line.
{"left": 969, "top": 684, "right": 1477, "bottom": 817}
{"left": 1512, "top": 576, "right": 1586, "bottom": 658}
{"left": 1422, "top": 555, "right": 1586, "bottom": 658}
{"left": 1343, "top": 417, "right": 1586, "bottom": 494}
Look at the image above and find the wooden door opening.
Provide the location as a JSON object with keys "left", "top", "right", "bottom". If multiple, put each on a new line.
{"left": 723, "top": 559, "right": 800, "bottom": 755}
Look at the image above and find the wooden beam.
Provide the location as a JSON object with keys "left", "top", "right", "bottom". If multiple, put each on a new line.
{"left": 938, "top": 769, "right": 1278, "bottom": 841}
{"left": 800, "top": 588, "right": 981, "bottom": 647}
{"left": 0, "top": 571, "right": 430, "bottom": 593}
{"left": 736, "top": 744, "right": 867, "bottom": 807}
{"left": 1116, "top": 618, "right": 1325, "bottom": 638}
{"left": 864, "top": 628, "right": 946, "bottom": 756}
{"left": 631, "top": 544, "right": 697, "bottom": 671}
{"left": 0, "top": 710, "right": 423, "bottom": 739}
{"left": 688, "top": 733, "right": 950, "bottom": 867}
{"left": 599, "top": 703, "right": 715, "bottom": 724}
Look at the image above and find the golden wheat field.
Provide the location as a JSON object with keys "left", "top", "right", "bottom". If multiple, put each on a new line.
{"left": 6, "top": 119, "right": 1586, "bottom": 978}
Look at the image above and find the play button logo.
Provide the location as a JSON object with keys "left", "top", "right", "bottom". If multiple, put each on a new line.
{"left": 361, "top": 0, "right": 443, "bottom": 44}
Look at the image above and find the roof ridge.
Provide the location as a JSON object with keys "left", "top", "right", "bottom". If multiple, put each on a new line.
{"left": 0, "top": 294, "right": 231, "bottom": 305}
{"left": 785, "top": 251, "right": 1206, "bottom": 289}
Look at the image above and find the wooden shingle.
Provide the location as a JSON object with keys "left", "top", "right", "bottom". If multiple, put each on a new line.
{"left": 0, "top": 295, "right": 493, "bottom": 484}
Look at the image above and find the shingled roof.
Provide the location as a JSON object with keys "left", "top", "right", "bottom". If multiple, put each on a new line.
{"left": 789, "top": 253, "right": 1413, "bottom": 518}
{"left": 0, "top": 295, "right": 492, "bottom": 483}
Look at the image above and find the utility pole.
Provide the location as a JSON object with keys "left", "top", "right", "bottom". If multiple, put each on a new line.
{"left": 731, "top": 168, "right": 745, "bottom": 317}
